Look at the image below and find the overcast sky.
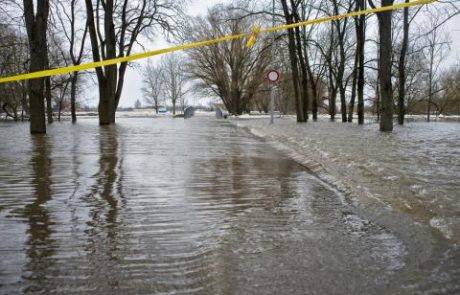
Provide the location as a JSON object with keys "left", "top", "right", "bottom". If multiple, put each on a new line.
{"left": 101, "top": 0, "right": 460, "bottom": 108}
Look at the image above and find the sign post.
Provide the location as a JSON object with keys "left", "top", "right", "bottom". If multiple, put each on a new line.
{"left": 267, "top": 69, "right": 280, "bottom": 124}
{"left": 270, "top": 0, "right": 276, "bottom": 125}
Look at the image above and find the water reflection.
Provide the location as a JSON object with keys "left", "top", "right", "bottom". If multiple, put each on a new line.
{"left": 84, "top": 125, "right": 123, "bottom": 259}
{"left": 0, "top": 118, "right": 457, "bottom": 294}
{"left": 23, "top": 135, "right": 55, "bottom": 293}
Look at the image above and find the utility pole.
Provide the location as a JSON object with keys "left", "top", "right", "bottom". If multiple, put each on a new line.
{"left": 270, "top": 0, "right": 275, "bottom": 124}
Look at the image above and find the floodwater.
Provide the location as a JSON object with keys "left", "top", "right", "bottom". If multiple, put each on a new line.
{"left": 234, "top": 117, "right": 460, "bottom": 294}
{"left": 0, "top": 117, "right": 457, "bottom": 294}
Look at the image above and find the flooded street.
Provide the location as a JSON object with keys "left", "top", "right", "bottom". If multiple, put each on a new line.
{"left": 0, "top": 117, "right": 458, "bottom": 294}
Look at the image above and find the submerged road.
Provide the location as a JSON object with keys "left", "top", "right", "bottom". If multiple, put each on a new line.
{"left": 0, "top": 117, "right": 437, "bottom": 294}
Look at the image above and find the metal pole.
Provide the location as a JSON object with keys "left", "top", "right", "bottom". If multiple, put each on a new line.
{"left": 270, "top": 0, "right": 275, "bottom": 125}
{"left": 270, "top": 87, "right": 275, "bottom": 124}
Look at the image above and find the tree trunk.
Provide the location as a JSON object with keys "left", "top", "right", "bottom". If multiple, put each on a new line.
{"left": 295, "top": 26, "right": 309, "bottom": 121}
{"left": 98, "top": 81, "right": 115, "bottom": 125}
{"left": 23, "top": 0, "right": 50, "bottom": 134}
{"left": 332, "top": 2, "right": 348, "bottom": 123}
{"left": 27, "top": 69, "right": 47, "bottom": 133}
{"left": 376, "top": 0, "right": 395, "bottom": 132}
{"left": 70, "top": 72, "right": 78, "bottom": 123}
{"left": 427, "top": 43, "right": 435, "bottom": 122}
{"left": 376, "top": 81, "right": 380, "bottom": 122}
{"left": 427, "top": 75, "right": 432, "bottom": 122}
{"left": 100, "top": 63, "right": 117, "bottom": 125}
{"left": 13, "top": 107, "right": 18, "bottom": 121}
{"left": 337, "top": 39, "right": 347, "bottom": 123}
{"left": 357, "top": 0, "right": 366, "bottom": 125}
{"left": 291, "top": 2, "right": 309, "bottom": 122}
{"left": 58, "top": 98, "right": 63, "bottom": 121}
{"left": 327, "top": 24, "right": 336, "bottom": 121}
{"left": 339, "top": 85, "right": 347, "bottom": 122}
{"left": 103, "top": 0, "right": 118, "bottom": 125}
{"left": 305, "top": 57, "right": 318, "bottom": 121}
{"left": 21, "top": 81, "right": 29, "bottom": 121}
{"left": 300, "top": 13, "right": 318, "bottom": 121}
{"left": 281, "top": 0, "right": 305, "bottom": 122}
{"left": 84, "top": 0, "right": 118, "bottom": 125}
{"left": 348, "top": 52, "right": 358, "bottom": 122}
{"left": 398, "top": 0, "right": 409, "bottom": 125}
{"left": 329, "top": 75, "right": 337, "bottom": 121}
{"left": 45, "top": 75, "right": 53, "bottom": 124}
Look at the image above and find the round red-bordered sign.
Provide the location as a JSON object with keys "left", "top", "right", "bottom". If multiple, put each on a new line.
{"left": 267, "top": 69, "right": 280, "bottom": 83}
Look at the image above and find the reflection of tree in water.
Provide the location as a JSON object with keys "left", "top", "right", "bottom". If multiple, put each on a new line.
{"left": 22, "top": 135, "right": 55, "bottom": 293}
{"left": 82, "top": 125, "right": 124, "bottom": 287}
{"left": 185, "top": 137, "right": 302, "bottom": 293}
{"left": 188, "top": 133, "right": 300, "bottom": 215}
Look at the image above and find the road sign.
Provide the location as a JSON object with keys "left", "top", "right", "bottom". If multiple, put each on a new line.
{"left": 267, "top": 69, "right": 280, "bottom": 83}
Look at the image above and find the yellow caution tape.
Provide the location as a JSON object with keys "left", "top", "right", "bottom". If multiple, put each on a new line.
{"left": 0, "top": 0, "right": 435, "bottom": 84}
{"left": 246, "top": 25, "right": 260, "bottom": 48}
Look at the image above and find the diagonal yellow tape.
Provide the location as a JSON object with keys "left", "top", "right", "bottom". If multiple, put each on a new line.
{"left": 246, "top": 25, "right": 260, "bottom": 48}
{"left": 0, "top": 0, "right": 435, "bottom": 84}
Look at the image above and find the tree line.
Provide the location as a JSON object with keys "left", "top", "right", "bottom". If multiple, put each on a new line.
{"left": 178, "top": 0, "right": 459, "bottom": 131}
{"left": 0, "top": 0, "right": 459, "bottom": 134}
{"left": 0, "top": 0, "right": 183, "bottom": 133}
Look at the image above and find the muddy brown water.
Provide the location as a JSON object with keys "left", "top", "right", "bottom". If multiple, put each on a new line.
{"left": 0, "top": 117, "right": 458, "bottom": 294}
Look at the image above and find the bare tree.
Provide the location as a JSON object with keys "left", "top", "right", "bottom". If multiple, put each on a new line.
{"left": 54, "top": 0, "right": 88, "bottom": 123}
{"left": 351, "top": 0, "right": 366, "bottom": 124}
{"left": 323, "top": 23, "right": 338, "bottom": 121}
{"left": 45, "top": 57, "right": 53, "bottom": 123}
{"left": 309, "top": 10, "right": 352, "bottom": 122}
{"left": 368, "top": 0, "right": 394, "bottom": 132}
{"left": 299, "top": 1, "right": 321, "bottom": 121}
{"left": 420, "top": 9, "right": 451, "bottom": 122}
{"left": 161, "top": 54, "right": 186, "bottom": 116}
{"left": 53, "top": 75, "right": 71, "bottom": 121}
{"left": 402, "top": 48, "right": 426, "bottom": 115}
{"left": 44, "top": 28, "right": 76, "bottom": 123}
{"left": 185, "top": 6, "right": 271, "bottom": 115}
{"left": 396, "top": 0, "right": 459, "bottom": 123}
{"left": 280, "top": 0, "right": 306, "bottom": 122}
{"left": 397, "top": 0, "right": 410, "bottom": 125}
{"left": 84, "top": 0, "right": 183, "bottom": 125}
{"left": 330, "top": 0, "right": 354, "bottom": 122}
{"left": 141, "top": 61, "right": 164, "bottom": 114}
{"left": 23, "top": 0, "right": 50, "bottom": 133}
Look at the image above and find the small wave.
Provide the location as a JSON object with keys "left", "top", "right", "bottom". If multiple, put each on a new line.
{"left": 430, "top": 217, "right": 453, "bottom": 240}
